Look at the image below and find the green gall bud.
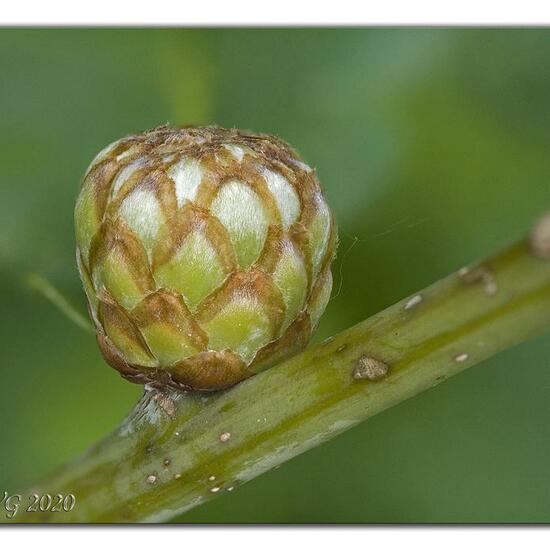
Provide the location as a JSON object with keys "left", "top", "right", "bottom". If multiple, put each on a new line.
{"left": 75, "top": 126, "right": 337, "bottom": 391}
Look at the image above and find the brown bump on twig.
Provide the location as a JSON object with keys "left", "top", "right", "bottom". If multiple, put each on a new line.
{"left": 458, "top": 264, "right": 498, "bottom": 296}
{"left": 353, "top": 356, "right": 389, "bottom": 381}
{"left": 219, "top": 432, "right": 231, "bottom": 443}
{"left": 530, "top": 212, "right": 550, "bottom": 260}
{"left": 404, "top": 294, "right": 423, "bottom": 310}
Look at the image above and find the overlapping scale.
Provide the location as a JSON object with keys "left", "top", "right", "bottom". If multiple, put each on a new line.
{"left": 167, "top": 156, "right": 203, "bottom": 206}
{"left": 256, "top": 227, "right": 308, "bottom": 332}
{"left": 131, "top": 290, "right": 207, "bottom": 366}
{"left": 262, "top": 169, "right": 301, "bottom": 230}
{"left": 152, "top": 205, "right": 236, "bottom": 311}
{"left": 89, "top": 218, "right": 155, "bottom": 311}
{"left": 209, "top": 179, "right": 279, "bottom": 269}
{"left": 306, "top": 194, "right": 332, "bottom": 279}
{"left": 74, "top": 159, "right": 120, "bottom": 261}
{"left": 97, "top": 295, "right": 157, "bottom": 369}
{"left": 308, "top": 268, "right": 333, "bottom": 329}
{"left": 196, "top": 270, "right": 285, "bottom": 364}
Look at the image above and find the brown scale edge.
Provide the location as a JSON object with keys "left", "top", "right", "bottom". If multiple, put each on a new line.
{"left": 95, "top": 320, "right": 248, "bottom": 392}
{"left": 167, "top": 349, "right": 251, "bottom": 391}
{"left": 249, "top": 312, "right": 312, "bottom": 374}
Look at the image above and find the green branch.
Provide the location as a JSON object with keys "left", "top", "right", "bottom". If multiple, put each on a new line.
{"left": 10, "top": 223, "right": 550, "bottom": 523}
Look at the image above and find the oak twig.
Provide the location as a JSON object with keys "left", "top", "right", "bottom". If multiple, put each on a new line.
{"left": 10, "top": 222, "right": 550, "bottom": 523}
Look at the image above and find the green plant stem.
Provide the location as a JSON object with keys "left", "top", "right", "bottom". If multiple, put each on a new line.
{"left": 26, "top": 273, "right": 93, "bottom": 333}
{"left": 10, "top": 237, "right": 550, "bottom": 523}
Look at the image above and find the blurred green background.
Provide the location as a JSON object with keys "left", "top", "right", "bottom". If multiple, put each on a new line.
{"left": 2, "top": 28, "right": 550, "bottom": 523}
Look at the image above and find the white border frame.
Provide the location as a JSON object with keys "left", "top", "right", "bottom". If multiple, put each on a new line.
{"left": 2, "top": 0, "right": 550, "bottom": 25}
